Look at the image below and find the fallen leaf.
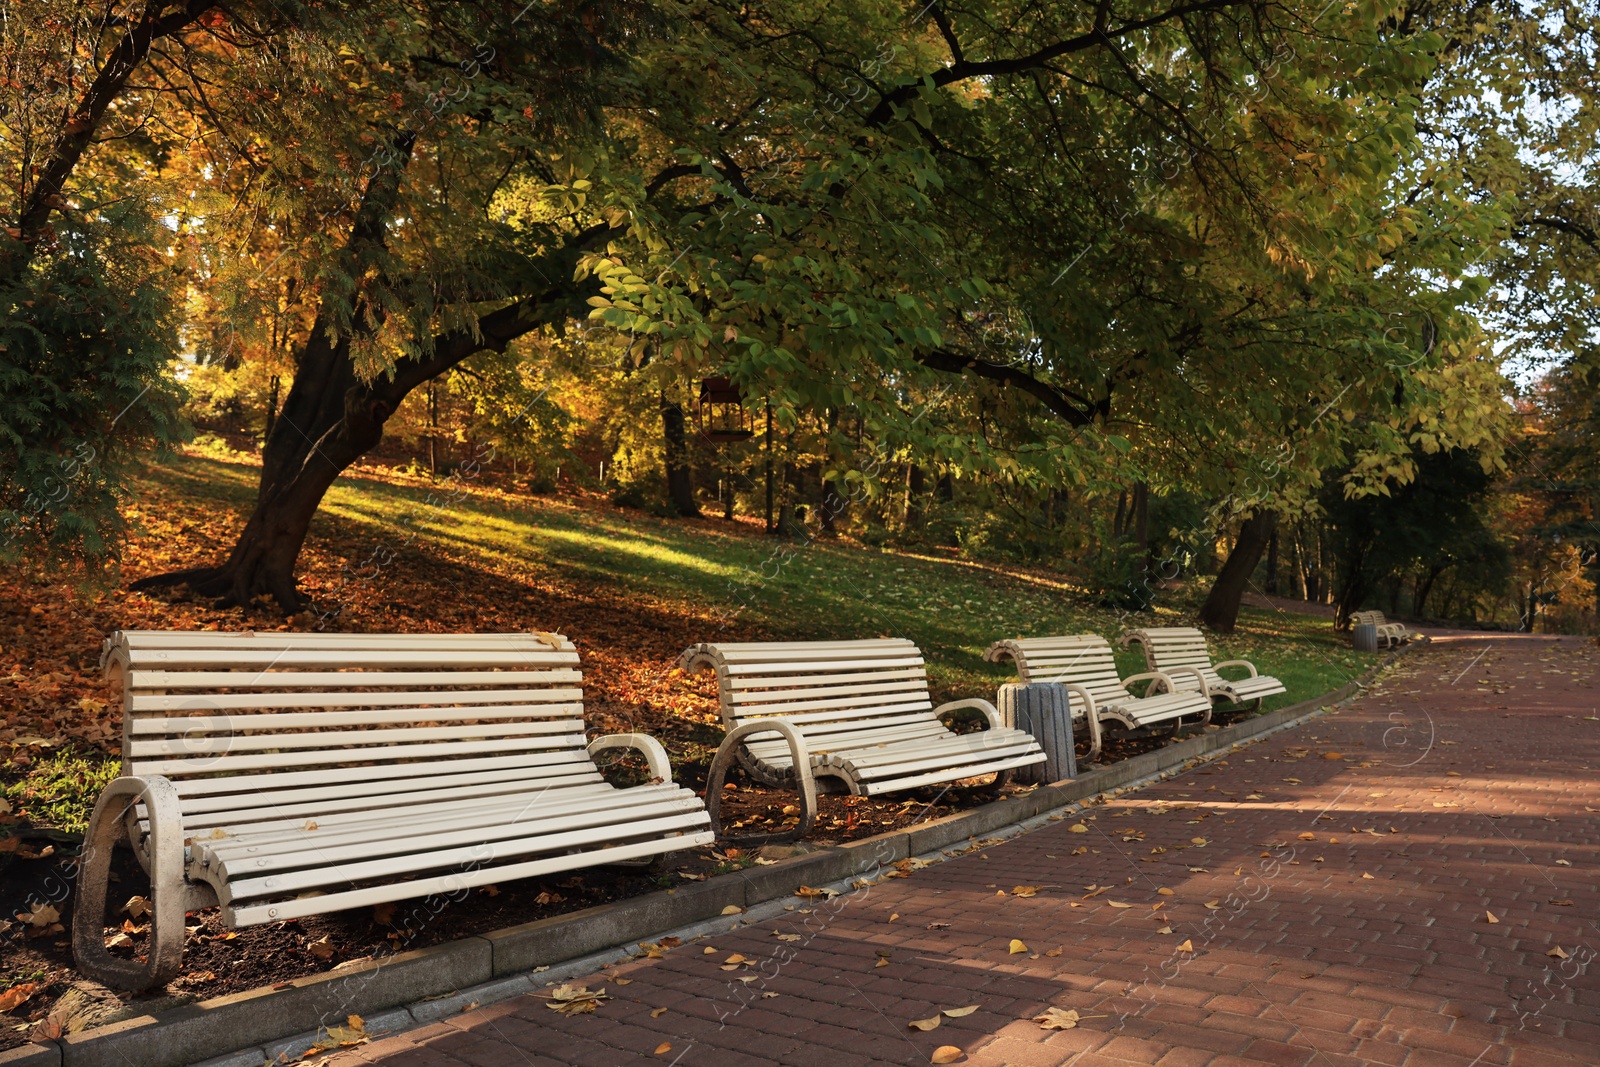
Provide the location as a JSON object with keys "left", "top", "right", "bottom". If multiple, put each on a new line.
{"left": 123, "top": 896, "right": 151, "bottom": 919}
{"left": 1177, "top": 939, "right": 1194, "bottom": 952}
{"left": 1362, "top": 873, "right": 1375, "bottom": 880}
{"left": 1190, "top": 838, "right": 1207, "bottom": 846}
{"left": 1157, "top": 888, "right": 1174, "bottom": 896}
{"left": 943, "top": 1005, "right": 979, "bottom": 1017}
{"left": 1204, "top": 901, "right": 1222, "bottom": 911}
{"left": 1323, "top": 752, "right": 1343, "bottom": 760}
{"left": 889, "top": 913, "right": 900, "bottom": 922}
{"left": 774, "top": 933, "right": 801, "bottom": 942}
{"left": 1485, "top": 912, "right": 1500, "bottom": 924}
{"left": 703, "top": 947, "right": 718, "bottom": 954}
{"left": 307, "top": 935, "right": 335, "bottom": 960}
{"left": 1549, "top": 899, "right": 1574, "bottom": 907}
{"left": 303, "top": 819, "right": 318, "bottom": 831}
{"left": 1033, "top": 1007, "right": 1080, "bottom": 1030}
{"left": 720, "top": 905, "right": 743, "bottom": 915}
{"left": 908, "top": 1015, "right": 941, "bottom": 1031}
{"left": 1011, "top": 886, "right": 1040, "bottom": 897}
{"left": 651, "top": 1006, "right": 670, "bottom": 1018}
{"left": 655, "top": 1042, "right": 672, "bottom": 1055}
{"left": 0, "top": 983, "right": 38, "bottom": 1013}
{"left": 1008, "top": 939, "right": 1028, "bottom": 954}
{"left": 1548, "top": 947, "right": 1569, "bottom": 959}
{"left": 1106, "top": 901, "right": 1133, "bottom": 909}
{"left": 1298, "top": 833, "right": 1316, "bottom": 841}
{"left": 1555, "top": 860, "right": 1571, "bottom": 867}
{"left": 545, "top": 985, "right": 609, "bottom": 1015}
{"left": 930, "top": 1047, "right": 964, "bottom": 1064}
{"left": 1068, "top": 823, "right": 1088, "bottom": 833}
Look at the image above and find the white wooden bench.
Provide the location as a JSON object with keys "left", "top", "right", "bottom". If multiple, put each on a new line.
{"left": 677, "top": 639, "right": 1046, "bottom": 840}
{"left": 73, "top": 630, "right": 712, "bottom": 991}
{"left": 1349, "top": 610, "right": 1414, "bottom": 647}
{"left": 981, "top": 635, "right": 1213, "bottom": 764}
{"left": 1117, "top": 626, "right": 1286, "bottom": 709}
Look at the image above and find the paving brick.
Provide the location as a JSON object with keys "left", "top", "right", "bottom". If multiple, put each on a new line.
{"left": 315, "top": 640, "right": 1599, "bottom": 1067}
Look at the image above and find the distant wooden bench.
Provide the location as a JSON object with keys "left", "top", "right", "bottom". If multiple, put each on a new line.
{"left": 678, "top": 639, "right": 1046, "bottom": 840}
{"left": 982, "top": 635, "right": 1213, "bottom": 764}
{"left": 1349, "top": 610, "right": 1414, "bottom": 647}
{"left": 1118, "top": 626, "right": 1286, "bottom": 709}
{"left": 74, "top": 630, "right": 712, "bottom": 991}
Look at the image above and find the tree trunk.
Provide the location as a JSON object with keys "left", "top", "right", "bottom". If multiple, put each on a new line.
{"left": 901, "top": 464, "right": 926, "bottom": 529}
{"left": 1265, "top": 526, "right": 1279, "bottom": 595}
{"left": 661, "top": 395, "right": 700, "bottom": 517}
{"left": 427, "top": 383, "right": 441, "bottom": 476}
{"left": 128, "top": 141, "right": 610, "bottom": 612}
{"left": 1198, "top": 509, "right": 1277, "bottom": 633}
{"left": 263, "top": 374, "right": 281, "bottom": 450}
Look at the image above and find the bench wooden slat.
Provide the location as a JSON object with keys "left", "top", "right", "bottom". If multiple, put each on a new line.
{"left": 129, "top": 702, "right": 584, "bottom": 735}
{"left": 208, "top": 791, "right": 706, "bottom": 868}
{"left": 129, "top": 668, "right": 584, "bottom": 689}
{"left": 226, "top": 835, "right": 708, "bottom": 927}
{"left": 128, "top": 687, "right": 582, "bottom": 712}
{"left": 130, "top": 733, "right": 589, "bottom": 777}
{"left": 222, "top": 809, "right": 709, "bottom": 899}
{"left": 129, "top": 717, "right": 586, "bottom": 758}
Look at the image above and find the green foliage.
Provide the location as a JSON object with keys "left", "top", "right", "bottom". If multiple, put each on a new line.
{"left": 0, "top": 209, "right": 185, "bottom": 570}
{"left": 1324, "top": 447, "right": 1511, "bottom": 623}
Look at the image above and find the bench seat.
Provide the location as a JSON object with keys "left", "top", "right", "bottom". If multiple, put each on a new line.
{"left": 1118, "top": 626, "right": 1287, "bottom": 707}
{"left": 679, "top": 639, "right": 1045, "bottom": 838}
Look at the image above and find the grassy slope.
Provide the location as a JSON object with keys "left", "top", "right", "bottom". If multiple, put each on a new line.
{"left": 148, "top": 450, "right": 1375, "bottom": 707}
{"left": 4, "top": 449, "right": 1379, "bottom": 834}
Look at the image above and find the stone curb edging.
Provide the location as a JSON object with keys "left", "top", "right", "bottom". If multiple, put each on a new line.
{"left": 0, "top": 642, "right": 1416, "bottom": 1067}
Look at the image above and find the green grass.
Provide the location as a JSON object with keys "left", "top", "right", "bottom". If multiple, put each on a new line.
{"left": 2, "top": 749, "right": 119, "bottom": 836}
{"left": 144, "top": 452, "right": 1381, "bottom": 710}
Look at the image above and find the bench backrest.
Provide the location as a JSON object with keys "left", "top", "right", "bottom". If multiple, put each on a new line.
{"left": 678, "top": 639, "right": 936, "bottom": 735}
{"left": 982, "top": 635, "right": 1129, "bottom": 706}
{"left": 1350, "top": 610, "right": 1388, "bottom": 627}
{"left": 1121, "top": 627, "right": 1215, "bottom": 675}
{"left": 104, "top": 630, "right": 595, "bottom": 806}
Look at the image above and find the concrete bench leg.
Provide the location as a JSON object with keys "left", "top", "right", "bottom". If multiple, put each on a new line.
{"left": 707, "top": 722, "right": 817, "bottom": 844}
{"left": 73, "top": 775, "right": 187, "bottom": 992}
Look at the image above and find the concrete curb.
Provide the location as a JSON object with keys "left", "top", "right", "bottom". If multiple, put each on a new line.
{"left": 1, "top": 643, "right": 1415, "bottom": 1067}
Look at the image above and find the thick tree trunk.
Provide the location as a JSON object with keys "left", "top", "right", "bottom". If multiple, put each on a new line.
{"left": 133, "top": 330, "right": 395, "bottom": 610}
{"left": 1198, "top": 509, "right": 1277, "bottom": 633}
{"left": 902, "top": 464, "right": 926, "bottom": 529}
{"left": 1265, "top": 527, "right": 1279, "bottom": 595}
{"left": 661, "top": 396, "right": 700, "bottom": 517}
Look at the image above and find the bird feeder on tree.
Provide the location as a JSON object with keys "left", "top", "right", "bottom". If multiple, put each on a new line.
{"left": 695, "top": 377, "right": 755, "bottom": 443}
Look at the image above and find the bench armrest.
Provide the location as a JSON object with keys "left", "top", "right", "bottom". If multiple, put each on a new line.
{"left": 1160, "top": 665, "right": 1212, "bottom": 697}
{"left": 1212, "top": 659, "right": 1258, "bottom": 679}
{"left": 706, "top": 720, "right": 816, "bottom": 843}
{"left": 588, "top": 733, "right": 673, "bottom": 784}
{"left": 934, "top": 698, "right": 1002, "bottom": 730}
{"left": 74, "top": 775, "right": 190, "bottom": 991}
{"left": 1122, "top": 670, "right": 1180, "bottom": 697}
{"left": 1053, "top": 683, "right": 1102, "bottom": 764}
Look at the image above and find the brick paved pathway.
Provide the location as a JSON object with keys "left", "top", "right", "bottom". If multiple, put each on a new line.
{"left": 330, "top": 637, "right": 1600, "bottom": 1067}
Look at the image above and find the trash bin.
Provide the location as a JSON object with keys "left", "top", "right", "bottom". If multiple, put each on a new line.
{"left": 997, "top": 682, "right": 1076, "bottom": 784}
{"left": 1352, "top": 622, "right": 1380, "bottom": 652}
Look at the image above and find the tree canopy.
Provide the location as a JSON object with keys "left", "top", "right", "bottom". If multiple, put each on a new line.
{"left": 2, "top": 0, "right": 1596, "bottom": 624}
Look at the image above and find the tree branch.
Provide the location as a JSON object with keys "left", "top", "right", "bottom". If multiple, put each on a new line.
{"left": 917, "top": 349, "right": 1097, "bottom": 427}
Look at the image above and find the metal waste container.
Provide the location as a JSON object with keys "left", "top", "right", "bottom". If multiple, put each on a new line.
{"left": 1352, "top": 622, "right": 1380, "bottom": 652}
